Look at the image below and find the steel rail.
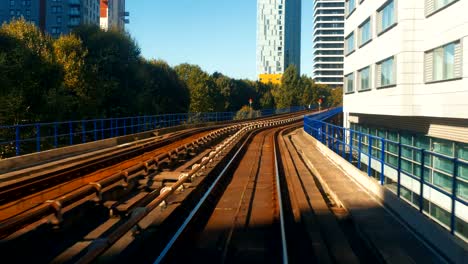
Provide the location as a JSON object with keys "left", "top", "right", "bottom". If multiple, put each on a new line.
{"left": 75, "top": 116, "right": 302, "bottom": 264}
{"left": 0, "top": 126, "right": 238, "bottom": 237}
{"left": 274, "top": 127, "right": 290, "bottom": 264}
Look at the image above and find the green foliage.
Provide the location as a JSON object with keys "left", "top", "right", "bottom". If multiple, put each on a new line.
{"left": 0, "top": 18, "right": 62, "bottom": 124}
{"left": 137, "top": 60, "right": 190, "bottom": 114}
{"left": 272, "top": 65, "right": 302, "bottom": 108}
{"left": 175, "top": 64, "right": 219, "bottom": 113}
{"left": 0, "top": 19, "right": 340, "bottom": 128}
{"left": 328, "top": 86, "right": 343, "bottom": 107}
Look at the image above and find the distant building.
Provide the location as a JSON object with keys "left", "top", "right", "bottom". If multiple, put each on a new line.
{"left": 343, "top": 0, "right": 468, "bottom": 238}
{"left": 312, "top": 0, "right": 345, "bottom": 87}
{"left": 100, "top": 0, "right": 128, "bottom": 31}
{"left": 257, "top": 0, "right": 301, "bottom": 84}
{"left": 0, "top": 0, "right": 101, "bottom": 36}
{"left": 0, "top": 0, "right": 40, "bottom": 28}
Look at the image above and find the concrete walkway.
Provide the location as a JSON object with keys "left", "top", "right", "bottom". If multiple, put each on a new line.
{"left": 291, "top": 129, "right": 448, "bottom": 264}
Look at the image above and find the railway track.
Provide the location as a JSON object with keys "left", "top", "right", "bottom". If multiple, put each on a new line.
{"left": 0, "top": 110, "right": 379, "bottom": 263}
{"left": 0, "top": 113, "right": 305, "bottom": 263}
{"left": 151, "top": 122, "right": 379, "bottom": 263}
{"left": 0, "top": 112, "right": 306, "bottom": 238}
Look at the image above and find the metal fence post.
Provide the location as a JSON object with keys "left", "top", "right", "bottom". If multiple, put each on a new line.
{"left": 380, "top": 138, "right": 385, "bottom": 185}
{"left": 36, "top": 124, "right": 40, "bottom": 152}
{"left": 101, "top": 119, "right": 104, "bottom": 139}
{"left": 137, "top": 117, "right": 140, "bottom": 132}
{"left": 82, "top": 120, "right": 86, "bottom": 143}
{"left": 368, "top": 136, "right": 372, "bottom": 176}
{"left": 69, "top": 122, "right": 73, "bottom": 146}
{"left": 94, "top": 121, "right": 97, "bottom": 141}
{"left": 342, "top": 127, "right": 346, "bottom": 159}
{"left": 124, "top": 119, "right": 127, "bottom": 135}
{"left": 419, "top": 149, "right": 425, "bottom": 212}
{"left": 450, "top": 158, "right": 458, "bottom": 235}
{"left": 349, "top": 130, "right": 354, "bottom": 163}
{"left": 397, "top": 142, "right": 402, "bottom": 197}
{"left": 110, "top": 119, "right": 113, "bottom": 138}
{"left": 54, "top": 123, "right": 58, "bottom": 148}
{"left": 358, "top": 133, "right": 363, "bottom": 170}
{"left": 15, "top": 125, "right": 20, "bottom": 156}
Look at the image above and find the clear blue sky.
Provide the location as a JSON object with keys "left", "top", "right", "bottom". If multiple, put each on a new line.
{"left": 127, "top": 0, "right": 313, "bottom": 80}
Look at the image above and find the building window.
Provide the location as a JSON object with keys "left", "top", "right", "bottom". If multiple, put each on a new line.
{"left": 376, "top": 56, "right": 395, "bottom": 87}
{"left": 346, "top": 0, "right": 356, "bottom": 17}
{"left": 51, "top": 27, "right": 61, "bottom": 34}
{"left": 358, "top": 66, "right": 371, "bottom": 91}
{"left": 345, "top": 32, "right": 355, "bottom": 55}
{"left": 52, "top": 6, "right": 62, "bottom": 13}
{"left": 425, "top": 41, "right": 461, "bottom": 83}
{"left": 57, "top": 16, "right": 62, "bottom": 24}
{"left": 425, "top": 0, "right": 458, "bottom": 16}
{"left": 377, "top": 0, "right": 396, "bottom": 34}
{"left": 345, "top": 73, "right": 355, "bottom": 93}
{"left": 10, "top": 0, "right": 14, "bottom": 6}
{"left": 359, "top": 18, "right": 371, "bottom": 46}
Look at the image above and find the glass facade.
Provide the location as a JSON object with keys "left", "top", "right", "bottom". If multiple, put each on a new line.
{"left": 257, "top": 0, "right": 301, "bottom": 75}
{"left": 313, "top": 0, "right": 344, "bottom": 86}
{"left": 348, "top": 122, "right": 468, "bottom": 240}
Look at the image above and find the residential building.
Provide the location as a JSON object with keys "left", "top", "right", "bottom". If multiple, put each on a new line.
{"left": 0, "top": 0, "right": 101, "bottom": 36}
{"left": 0, "top": 0, "right": 40, "bottom": 27}
{"left": 343, "top": 0, "right": 468, "bottom": 240}
{"left": 312, "top": 0, "right": 345, "bottom": 87}
{"left": 257, "top": 0, "right": 301, "bottom": 84}
{"left": 100, "top": 0, "right": 128, "bottom": 31}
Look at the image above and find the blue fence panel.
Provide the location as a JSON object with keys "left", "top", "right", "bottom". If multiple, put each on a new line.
{"left": 303, "top": 111, "right": 468, "bottom": 241}
{"left": 0, "top": 106, "right": 307, "bottom": 158}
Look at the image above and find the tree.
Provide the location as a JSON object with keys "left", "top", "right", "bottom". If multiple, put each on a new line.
{"left": 137, "top": 60, "right": 190, "bottom": 114}
{"left": 72, "top": 25, "right": 142, "bottom": 117}
{"left": 328, "top": 86, "right": 343, "bottom": 107}
{"left": 175, "top": 64, "right": 219, "bottom": 113}
{"left": 0, "top": 18, "right": 62, "bottom": 124}
{"left": 50, "top": 34, "right": 89, "bottom": 119}
{"left": 273, "top": 65, "right": 302, "bottom": 108}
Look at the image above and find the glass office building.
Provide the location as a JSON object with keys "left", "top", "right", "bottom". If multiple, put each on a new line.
{"left": 257, "top": 0, "right": 301, "bottom": 84}
{"left": 312, "top": 0, "right": 345, "bottom": 86}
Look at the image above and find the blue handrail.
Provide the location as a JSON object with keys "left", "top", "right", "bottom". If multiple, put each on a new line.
{"left": 0, "top": 106, "right": 306, "bottom": 158}
{"left": 303, "top": 111, "right": 467, "bottom": 241}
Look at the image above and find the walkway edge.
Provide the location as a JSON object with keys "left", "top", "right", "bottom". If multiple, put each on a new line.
{"left": 296, "top": 129, "right": 468, "bottom": 264}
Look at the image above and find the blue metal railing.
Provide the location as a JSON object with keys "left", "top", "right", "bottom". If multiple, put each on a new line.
{"left": 303, "top": 111, "right": 468, "bottom": 240}
{"left": 0, "top": 106, "right": 306, "bottom": 158}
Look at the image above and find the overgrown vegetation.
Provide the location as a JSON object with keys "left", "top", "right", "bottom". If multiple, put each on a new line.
{"left": 0, "top": 18, "right": 342, "bottom": 126}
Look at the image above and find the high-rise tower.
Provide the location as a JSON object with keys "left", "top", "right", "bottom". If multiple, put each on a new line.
{"left": 312, "top": 0, "right": 344, "bottom": 86}
{"left": 257, "top": 0, "right": 301, "bottom": 84}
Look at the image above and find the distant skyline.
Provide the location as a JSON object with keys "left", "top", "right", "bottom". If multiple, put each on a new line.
{"left": 127, "top": 0, "right": 313, "bottom": 80}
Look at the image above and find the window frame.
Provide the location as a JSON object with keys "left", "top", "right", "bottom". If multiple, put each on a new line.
{"left": 345, "top": 31, "right": 355, "bottom": 56}
{"left": 376, "top": 56, "right": 396, "bottom": 89}
{"left": 358, "top": 66, "right": 372, "bottom": 92}
{"left": 358, "top": 17, "right": 372, "bottom": 48}
{"left": 346, "top": 0, "right": 356, "bottom": 18}
{"left": 425, "top": 0, "right": 459, "bottom": 17}
{"left": 345, "top": 72, "right": 355, "bottom": 94}
{"left": 424, "top": 40, "right": 462, "bottom": 84}
{"left": 377, "top": 0, "right": 397, "bottom": 36}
